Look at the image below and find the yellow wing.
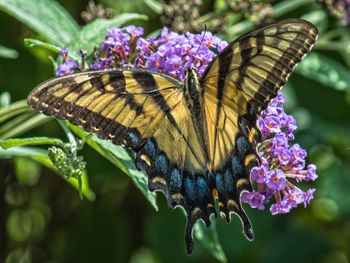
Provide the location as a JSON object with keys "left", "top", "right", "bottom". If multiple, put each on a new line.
{"left": 28, "top": 68, "right": 216, "bottom": 254}
{"left": 199, "top": 19, "right": 318, "bottom": 237}
{"left": 28, "top": 68, "right": 207, "bottom": 171}
{"left": 202, "top": 19, "right": 318, "bottom": 172}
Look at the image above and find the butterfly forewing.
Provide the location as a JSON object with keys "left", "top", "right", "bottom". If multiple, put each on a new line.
{"left": 200, "top": 18, "right": 318, "bottom": 228}
{"left": 28, "top": 69, "right": 207, "bottom": 169}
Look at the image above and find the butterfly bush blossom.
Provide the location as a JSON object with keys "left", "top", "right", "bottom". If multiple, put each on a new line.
{"left": 56, "top": 26, "right": 317, "bottom": 215}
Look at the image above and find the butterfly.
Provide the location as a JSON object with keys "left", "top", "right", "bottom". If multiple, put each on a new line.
{"left": 27, "top": 19, "right": 318, "bottom": 253}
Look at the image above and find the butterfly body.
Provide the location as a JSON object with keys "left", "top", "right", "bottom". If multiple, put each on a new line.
{"left": 27, "top": 19, "right": 318, "bottom": 253}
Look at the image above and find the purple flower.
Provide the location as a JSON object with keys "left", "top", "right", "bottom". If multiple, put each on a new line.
{"left": 270, "top": 202, "right": 291, "bottom": 215}
{"left": 251, "top": 164, "right": 269, "bottom": 184}
{"left": 283, "top": 188, "right": 304, "bottom": 208}
{"left": 266, "top": 170, "right": 287, "bottom": 191}
{"left": 125, "top": 25, "right": 144, "bottom": 37}
{"left": 303, "top": 188, "right": 315, "bottom": 207}
{"left": 59, "top": 47, "right": 69, "bottom": 57}
{"left": 165, "top": 55, "right": 182, "bottom": 76}
{"left": 148, "top": 53, "right": 164, "bottom": 72}
{"left": 56, "top": 59, "right": 80, "bottom": 76}
{"left": 305, "top": 164, "right": 318, "bottom": 181}
{"left": 241, "top": 191, "right": 266, "bottom": 210}
{"left": 243, "top": 91, "right": 318, "bottom": 215}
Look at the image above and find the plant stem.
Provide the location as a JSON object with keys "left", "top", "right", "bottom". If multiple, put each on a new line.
{"left": 58, "top": 120, "right": 78, "bottom": 155}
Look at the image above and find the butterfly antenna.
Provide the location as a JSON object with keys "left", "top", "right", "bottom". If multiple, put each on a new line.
{"left": 192, "top": 25, "right": 208, "bottom": 62}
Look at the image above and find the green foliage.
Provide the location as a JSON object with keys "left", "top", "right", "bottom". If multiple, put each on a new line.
{"left": 69, "top": 14, "right": 148, "bottom": 52}
{"left": 0, "top": 0, "right": 79, "bottom": 46}
{"left": 1, "top": 0, "right": 350, "bottom": 262}
{"left": 296, "top": 53, "right": 350, "bottom": 91}
{"left": 0, "top": 45, "right": 18, "bottom": 59}
{"left": 67, "top": 123, "right": 159, "bottom": 211}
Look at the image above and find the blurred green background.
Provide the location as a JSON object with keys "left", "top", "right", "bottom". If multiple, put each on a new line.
{"left": 1, "top": 0, "right": 350, "bottom": 262}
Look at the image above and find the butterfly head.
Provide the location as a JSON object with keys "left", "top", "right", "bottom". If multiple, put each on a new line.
{"left": 184, "top": 66, "right": 202, "bottom": 101}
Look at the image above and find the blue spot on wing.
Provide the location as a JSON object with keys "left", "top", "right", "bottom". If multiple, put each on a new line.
{"left": 215, "top": 173, "right": 224, "bottom": 192}
{"left": 144, "top": 140, "right": 156, "bottom": 157}
{"left": 169, "top": 168, "right": 182, "bottom": 192}
{"left": 128, "top": 132, "right": 139, "bottom": 145}
{"left": 224, "top": 170, "right": 234, "bottom": 191}
{"left": 156, "top": 154, "right": 168, "bottom": 174}
{"left": 236, "top": 136, "right": 249, "bottom": 158}
{"left": 231, "top": 156, "right": 243, "bottom": 177}
{"left": 185, "top": 177, "right": 196, "bottom": 202}
{"left": 196, "top": 177, "right": 210, "bottom": 199}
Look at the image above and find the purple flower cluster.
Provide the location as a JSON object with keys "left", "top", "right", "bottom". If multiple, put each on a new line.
{"left": 56, "top": 26, "right": 227, "bottom": 81}
{"left": 241, "top": 91, "right": 317, "bottom": 214}
{"left": 136, "top": 28, "right": 227, "bottom": 79}
{"left": 56, "top": 25, "right": 317, "bottom": 215}
{"left": 91, "top": 25, "right": 144, "bottom": 69}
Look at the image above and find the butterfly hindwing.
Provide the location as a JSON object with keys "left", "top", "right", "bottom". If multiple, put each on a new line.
{"left": 201, "top": 19, "right": 318, "bottom": 227}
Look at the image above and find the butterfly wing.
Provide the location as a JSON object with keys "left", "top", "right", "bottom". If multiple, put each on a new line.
{"left": 201, "top": 19, "right": 318, "bottom": 230}
{"left": 28, "top": 68, "right": 215, "bottom": 252}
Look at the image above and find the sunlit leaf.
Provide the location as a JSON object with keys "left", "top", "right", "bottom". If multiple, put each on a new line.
{"left": 0, "top": 44, "right": 18, "bottom": 59}
{"left": 0, "top": 0, "right": 79, "bottom": 46}
{"left": 0, "top": 137, "right": 65, "bottom": 149}
{"left": 296, "top": 53, "right": 350, "bottom": 91}
{"left": 24, "top": 38, "right": 63, "bottom": 55}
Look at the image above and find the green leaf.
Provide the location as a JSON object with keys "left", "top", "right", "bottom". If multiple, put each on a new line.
{"left": 301, "top": 10, "right": 328, "bottom": 33}
{"left": 0, "top": 0, "right": 79, "bottom": 46}
{"left": 69, "top": 13, "right": 148, "bottom": 52}
{"left": 24, "top": 38, "right": 63, "bottom": 55}
{"left": 0, "top": 100, "right": 32, "bottom": 124}
{"left": 67, "top": 123, "right": 158, "bottom": 211}
{"left": 0, "top": 146, "right": 95, "bottom": 201}
{"left": 0, "top": 113, "right": 51, "bottom": 139}
{"left": 143, "top": 0, "right": 162, "bottom": 14}
{"left": 0, "top": 44, "right": 18, "bottom": 59}
{"left": 194, "top": 221, "right": 227, "bottom": 262}
{"left": 296, "top": 53, "right": 350, "bottom": 91}
{"left": 0, "top": 137, "right": 65, "bottom": 149}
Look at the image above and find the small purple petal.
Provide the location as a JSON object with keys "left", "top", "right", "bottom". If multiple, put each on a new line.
{"left": 241, "top": 191, "right": 266, "bottom": 210}
{"left": 305, "top": 164, "right": 318, "bottom": 181}
{"left": 303, "top": 188, "right": 315, "bottom": 207}
{"left": 59, "top": 47, "right": 69, "bottom": 57}
{"left": 266, "top": 170, "right": 287, "bottom": 191}
{"left": 270, "top": 202, "right": 291, "bottom": 215}
{"left": 250, "top": 164, "right": 269, "bottom": 184}
{"left": 56, "top": 59, "right": 79, "bottom": 76}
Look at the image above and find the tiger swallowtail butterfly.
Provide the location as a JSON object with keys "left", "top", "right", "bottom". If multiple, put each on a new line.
{"left": 27, "top": 19, "right": 318, "bottom": 253}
